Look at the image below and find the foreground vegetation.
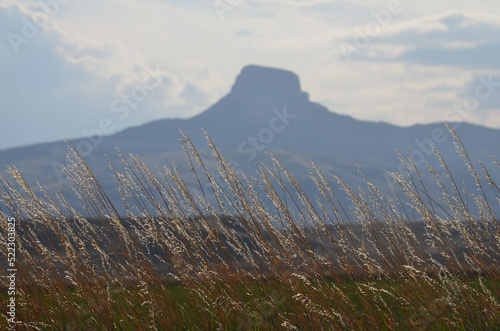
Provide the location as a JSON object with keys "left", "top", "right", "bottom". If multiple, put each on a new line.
{"left": 1, "top": 126, "right": 500, "bottom": 330}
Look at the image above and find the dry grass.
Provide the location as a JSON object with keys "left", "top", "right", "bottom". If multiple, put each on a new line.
{"left": 1, "top": 125, "right": 499, "bottom": 330}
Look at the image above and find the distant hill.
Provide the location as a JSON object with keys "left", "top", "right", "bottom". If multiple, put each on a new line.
{"left": 1, "top": 64, "right": 499, "bottom": 216}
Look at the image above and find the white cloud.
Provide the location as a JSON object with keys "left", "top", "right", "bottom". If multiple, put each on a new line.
{"left": 0, "top": 0, "right": 219, "bottom": 148}
{"left": 352, "top": 12, "right": 500, "bottom": 64}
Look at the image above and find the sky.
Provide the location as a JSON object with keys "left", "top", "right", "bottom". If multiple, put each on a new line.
{"left": 1, "top": 0, "right": 500, "bottom": 150}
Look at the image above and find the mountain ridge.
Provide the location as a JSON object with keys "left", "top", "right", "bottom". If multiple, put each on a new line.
{"left": 1, "top": 64, "right": 499, "bottom": 216}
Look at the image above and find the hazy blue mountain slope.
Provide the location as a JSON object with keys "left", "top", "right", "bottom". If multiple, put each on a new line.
{"left": 1, "top": 64, "right": 499, "bottom": 216}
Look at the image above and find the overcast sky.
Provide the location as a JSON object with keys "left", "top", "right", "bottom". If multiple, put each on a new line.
{"left": 1, "top": 0, "right": 500, "bottom": 150}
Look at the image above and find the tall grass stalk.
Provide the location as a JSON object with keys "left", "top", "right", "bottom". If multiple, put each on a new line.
{"left": 1, "top": 126, "right": 499, "bottom": 329}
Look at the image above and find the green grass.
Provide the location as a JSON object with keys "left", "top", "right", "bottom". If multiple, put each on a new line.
{"left": 4, "top": 275, "right": 498, "bottom": 330}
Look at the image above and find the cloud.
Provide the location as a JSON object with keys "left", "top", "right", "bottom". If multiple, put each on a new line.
{"left": 396, "top": 41, "right": 500, "bottom": 69}
{"left": 456, "top": 74, "right": 500, "bottom": 128}
{"left": 0, "top": 5, "right": 111, "bottom": 148}
{"left": 0, "top": 1, "right": 217, "bottom": 149}
{"left": 2, "top": 0, "right": 500, "bottom": 151}
{"left": 385, "top": 13, "right": 500, "bottom": 45}
{"left": 236, "top": 29, "right": 252, "bottom": 37}
{"left": 332, "top": 11, "right": 500, "bottom": 129}
{"left": 258, "top": 0, "right": 345, "bottom": 7}
{"left": 351, "top": 12, "right": 500, "bottom": 70}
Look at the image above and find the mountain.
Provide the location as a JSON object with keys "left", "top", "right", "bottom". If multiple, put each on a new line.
{"left": 1, "top": 64, "right": 500, "bottom": 216}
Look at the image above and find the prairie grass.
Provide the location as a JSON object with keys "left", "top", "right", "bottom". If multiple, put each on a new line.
{"left": 1, "top": 125, "right": 499, "bottom": 330}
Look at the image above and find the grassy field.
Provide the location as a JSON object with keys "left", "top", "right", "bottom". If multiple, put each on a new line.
{"left": 1, "top": 126, "right": 500, "bottom": 330}
{"left": 2, "top": 275, "right": 499, "bottom": 330}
